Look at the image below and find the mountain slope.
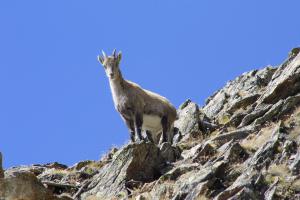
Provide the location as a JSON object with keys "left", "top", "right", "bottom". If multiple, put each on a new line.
{"left": 1, "top": 47, "right": 300, "bottom": 200}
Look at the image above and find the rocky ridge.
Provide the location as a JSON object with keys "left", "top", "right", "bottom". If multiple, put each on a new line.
{"left": 1, "top": 48, "right": 300, "bottom": 199}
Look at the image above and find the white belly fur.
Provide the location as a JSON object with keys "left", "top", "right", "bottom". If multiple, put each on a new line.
{"left": 142, "top": 114, "right": 162, "bottom": 135}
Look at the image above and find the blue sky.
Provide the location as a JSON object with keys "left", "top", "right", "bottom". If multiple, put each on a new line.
{"left": 1, "top": 1, "right": 300, "bottom": 168}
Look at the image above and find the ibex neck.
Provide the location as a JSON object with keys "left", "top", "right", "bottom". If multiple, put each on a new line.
{"left": 108, "top": 71, "right": 125, "bottom": 105}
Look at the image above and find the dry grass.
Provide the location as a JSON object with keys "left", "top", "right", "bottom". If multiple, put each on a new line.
{"left": 263, "top": 163, "right": 300, "bottom": 198}
{"left": 285, "top": 106, "right": 300, "bottom": 141}
{"left": 291, "top": 179, "right": 300, "bottom": 192}
{"left": 49, "top": 168, "right": 69, "bottom": 175}
{"left": 218, "top": 114, "right": 231, "bottom": 125}
{"left": 86, "top": 161, "right": 105, "bottom": 169}
{"left": 240, "top": 124, "right": 275, "bottom": 151}
{"left": 267, "top": 164, "right": 291, "bottom": 178}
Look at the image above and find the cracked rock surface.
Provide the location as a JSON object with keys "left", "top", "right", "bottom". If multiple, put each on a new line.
{"left": 1, "top": 47, "right": 300, "bottom": 200}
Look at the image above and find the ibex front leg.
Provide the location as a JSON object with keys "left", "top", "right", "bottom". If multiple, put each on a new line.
{"left": 134, "top": 113, "right": 144, "bottom": 142}
{"left": 125, "top": 119, "right": 135, "bottom": 142}
{"left": 121, "top": 113, "right": 135, "bottom": 143}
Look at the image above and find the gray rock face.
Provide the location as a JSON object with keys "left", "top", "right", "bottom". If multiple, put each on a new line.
{"left": 3, "top": 48, "right": 300, "bottom": 200}
{"left": 211, "top": 125, "right": 258, "bottom": 146}
{"left": 246, "top": 123, "right": 284, "bottom": 169}
{"left": 203, "top": 66, "right": 276, "bottom": 121}
{"left": 290, "top": 149, "right": 300, "bottom": 175}
{"left": 81, "top": 142, "right": 165, "bottom": 199}
{"left": 0, "top": 170, "right": 69, "bottom": 200}
{"left": 214, "top": 168, "right": 261, "bottom": 200}
{"left": 159, "top": 142, "right": 181, "bottom": 163}
{"left": 175, "top": 100, "right": 202, "bottom": 137}
{"left": 257, "top": 53, "right": 300, "bottom": 105}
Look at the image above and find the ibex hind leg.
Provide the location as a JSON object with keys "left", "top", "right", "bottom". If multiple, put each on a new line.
{"left": 161, "top": 116, "right": 168, "bottom": 144}
{"left": 167, "top": 124, "right": 174, "bottom": 144}
{"left": 134, "top": 113, "right": 144, "bottom": 142}
{"left": 161, "top": 116, "right": 174, "bottom": 144}
{"left": 145, "top": 130, "right": 154, "bottom": 143}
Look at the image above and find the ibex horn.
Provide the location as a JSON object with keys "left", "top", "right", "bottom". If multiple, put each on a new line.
{"left": 112, "top": 49, "right": 117, "bottom": 57}
{"left": 102, "top": 50, "right": 106, "bottom": 58}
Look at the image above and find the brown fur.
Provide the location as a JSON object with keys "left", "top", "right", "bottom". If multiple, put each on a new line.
{"left": 98, "top": 50, "right": 177, "bottom": 144}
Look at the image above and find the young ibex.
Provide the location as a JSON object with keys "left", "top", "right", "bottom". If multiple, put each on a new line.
{"left": 98, "top": 50, "right": 177, "bottom": 144}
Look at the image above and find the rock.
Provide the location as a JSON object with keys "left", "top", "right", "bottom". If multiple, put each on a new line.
{"left": 4, "top": 48, "right": 300, "bottom": 199}
{"left": 203, "top": 92, "right": 228, "bottom": 119}
{"left": 279, "top": 140, "right": 297, "bottom": 162}
{"left": 253, "top": 100, "right": 284, "bottom": 126}
{"left": 171, "top": 161, "right": 226, "bottom": 199}
{"left": 253, "top": 94, "right": 300, "bottom": 126}
{"left": 214, "top": 168, "right": 260, "bottom": 200}
{"left": 181, "top": 143, "right": 203, "bottom": 159}
{"left": 278, "top": 94, "right": 300, "bottom": 116}
{"left": 223, "top": 142, "right": 248, "bottom": 163}
{"left": 211, "top": 125, "right": 257, "bottom": 145}
{"left": 227, "top": 187, "right": 257, "bottom": 200}
{"left": 264, "top": 177, "right": 279, "bottom": 200}
{"left": 203, "top": 66, "right": 276, "bottom": 120}
{"left": 257, "top": 52, "right": 300, "bottom": 105}
{"left": 159, "top": 142, "right": 181, "bottom": 163}
{"left": 42, "top": 181, "right": 79, "bottom": 196}
{"left": 80, "top": 142, "right": 165, "bottom": 199}
{"left": 5, "top": 165, "right": 47, "bottom": 177}
{"left": 227, "top": 94, "right": 260, "bottom": 114}
{"left": 175, "top": 100, "right": 203, "bottom": 138}
{"left": 44, "top": 162, "right": 68, "bottom": 170}
{"left": 159, "top": 163, "right": 198, "bottom": 182}
{"left": 0, "top": 170, "right": 64, "bottom": 200}
{"left": 72, "top": 160, "right": 94, "bottom": 171}
{"left": 226, "top": 112, "right": 248, "bottom": 127}
{"left": 289, "top": 47, "right": 300, "bottom": 58}
{"left": 173, "top": 127, "right": 183, "bottom": 144}
{"left": 290, "top": 149, "right": 300, "bottom": 175}
{"left": 183, "top": 180, "right": 211, "bottom": 200}
{"left": 246, "top": 123, "right": 284, "bottom": 170}
{"left": 192, "top": 143, "right": 216, "bottom": 164}
{"left": 200, "top": 120, "right": 218, "bottom": 133}
{"left": 101, "top": 147, "right": 119, "bottom": 161}
{"left": 239, "top": 103, "right": 272, "bottom": 127}
{"left": 135, "top": 193, "right": 150, "bottom": 200}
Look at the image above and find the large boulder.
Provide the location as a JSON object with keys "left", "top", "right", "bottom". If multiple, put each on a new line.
{"left": 80, "top": 142, "right": 166, "bottom": 200}
{"left": 257, "top": 50, "right": 300, "bottom": 105}
{"left": 0, "top": 169, "right": 70, "bottom": 200}
{"left": 203, "top": 66, "right": 276, "bottom": 121}
{"left": 175, "top": 100, "right": 202, "bottom": 137}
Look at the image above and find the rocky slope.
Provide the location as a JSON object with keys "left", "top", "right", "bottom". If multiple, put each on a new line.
{"left": 1, "top": 48, "right": 300, "bottom": 200}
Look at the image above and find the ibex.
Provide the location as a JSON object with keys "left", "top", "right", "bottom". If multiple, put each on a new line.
{"left": 98, "top": 50, "right": 177, "bottom": 144}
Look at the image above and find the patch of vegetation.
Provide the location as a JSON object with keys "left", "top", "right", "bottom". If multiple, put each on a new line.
{"left": 240, "top": 124, "right": 275, "bottom": 151}
{"left": 263, "top": 164, "right": 300, "bottom": 199}
{"left": 50, "top": 169, "right": 68, "bottom": 176}
{"left": 218, "top": 114, "right": 231, "bottom": 125}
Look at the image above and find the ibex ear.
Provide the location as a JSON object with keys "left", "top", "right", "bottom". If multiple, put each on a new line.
{"left": 117, "top": 51, "right": 122, "bottom": 63}
{"left": 97, "top": 55, "right": 104, "bottom": 64}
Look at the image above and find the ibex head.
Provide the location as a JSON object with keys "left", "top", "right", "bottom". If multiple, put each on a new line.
{"left": 98, "top": 49, "right": 122, "bottom": 80}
